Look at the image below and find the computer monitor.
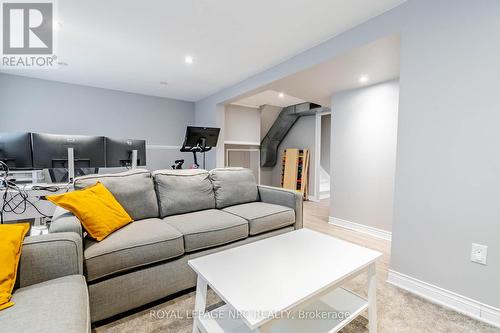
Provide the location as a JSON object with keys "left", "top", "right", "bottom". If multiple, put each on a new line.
{"left": 32, "top": 133, "right": 105, "bottom": 169}
{"left": 0, "top": 132, "right": 33, "bottom": 170}
{"left": 180, "top": 126, "right": 220, "bottom": 151}
{"left": 105, "top": 138, "right": 146, "bottom": 167}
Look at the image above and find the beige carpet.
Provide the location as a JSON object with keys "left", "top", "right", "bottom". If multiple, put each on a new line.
{"left": 95, "top": 200, "right": 499, "bottom": 333}
{"left": 94, "top": 278, "right": 498, "bottom": 333}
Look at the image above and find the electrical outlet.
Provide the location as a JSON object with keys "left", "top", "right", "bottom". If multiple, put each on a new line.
{"left": 471, "top": 243, "right": 488, "bottom": 265}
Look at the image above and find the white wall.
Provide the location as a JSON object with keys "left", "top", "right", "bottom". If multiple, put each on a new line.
{"left": 224, "top": 104, "right": 261, "bottom": 180}
{"left": 331, "top": 80, "right": 399, "bottom": 232}
{"left": 224, "top": 104, "right": 261, "bottom": 144}
{"left": 260, "top": 105, "right": 282, "bottom": 140}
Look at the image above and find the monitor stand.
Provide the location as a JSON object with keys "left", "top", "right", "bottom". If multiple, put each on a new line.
{"left": 131, "top": 150, "right": 138, "bottom": 169}
{"left": 67, "top": 147, "right": 75, "bottom": 183}
{"left": 193, "top": 138, "right": 207, "bottom": 169}
{"left": 120, "top": 150, "right": 139, "bottom": 169}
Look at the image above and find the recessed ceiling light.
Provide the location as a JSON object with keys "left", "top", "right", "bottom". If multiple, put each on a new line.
{"left": 184, "top": 55, "right": 194, "bottom": 64}
{"left": 359, "top": 75, "right": 369, "bottom": 84}
{"left": 159, "top": 81, "right": 168, "bottom": 85}
{"left": 278, "top": 92, "right": 285, "bottom": 98}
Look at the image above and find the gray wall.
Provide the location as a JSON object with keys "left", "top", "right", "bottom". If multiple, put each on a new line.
{"left": 391, "top": 1, "right": 500, "bottom": 308}
{"left": 195, "top": 0, "right": 500, "bottom": 310}
{"left": 0, "top": 73, "right": 195, "bottom": 171}
{"left": 320, "top": 114, "right": 331, "bottom": 174}
{"left": 331, "top": 80, "right": 399, "bottom": 232}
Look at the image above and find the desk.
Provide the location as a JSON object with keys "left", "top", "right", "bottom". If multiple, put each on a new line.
{"left": 0, "top": 183, "right": 73, "bottom": 224}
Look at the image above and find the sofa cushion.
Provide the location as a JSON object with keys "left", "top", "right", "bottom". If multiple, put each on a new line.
{"left": 223, "top": 202, "right": 295, "bottom": 235}
{"left": 0, "top": 275, "right": 90, "bottom": 333}
{"left": 84, "top": 218, "right": 184, "bottom": 282}
{"left": 164, "top": 209, "right": 248, "bottom": 252}
{"left": 74, "top": 169, "right": 159, "bottom": 220}
{"left": 209, "top": 168, "right": 259, "bottom": 209}
{"left": 153, "top": 169, "right": 215, "bottom": 217}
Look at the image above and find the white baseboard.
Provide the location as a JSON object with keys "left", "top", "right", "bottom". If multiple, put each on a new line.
{"left": 388, "top": 270, "right": 500, "bottom": 328}
{"left": 308, "top": 195, "right": 320, "bottom": 202}
{"left": 319, "top": 192, "right": 330, "bottom": 199}
{"left": 329, "top": 217, "right": 392, "bottom": 241}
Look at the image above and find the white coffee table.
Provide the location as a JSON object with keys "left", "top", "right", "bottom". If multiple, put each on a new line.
{"left": 188, "top": 228, "right": 382, "bottom": 333}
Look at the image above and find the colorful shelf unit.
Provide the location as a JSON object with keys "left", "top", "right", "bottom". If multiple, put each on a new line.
{"left": 281, "top": 148, "right": 310, "bottom": 200}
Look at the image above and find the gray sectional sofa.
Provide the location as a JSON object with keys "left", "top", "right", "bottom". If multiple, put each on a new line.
{"left": 0, "top": 232, "right": 90, "bottom": 333}
{"left": 49, "top": 167, "right": 303, "bottom": 323}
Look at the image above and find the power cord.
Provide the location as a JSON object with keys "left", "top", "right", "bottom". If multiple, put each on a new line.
{"left": 31, "top": 185, "right": 63, "bottom": 192}
{"left": 0, "top": 161, "right": 54, "bottom": 224}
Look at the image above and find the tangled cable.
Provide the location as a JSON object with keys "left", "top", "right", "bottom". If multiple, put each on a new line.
{"left": 0, "top": 161, "right": 54, "bottom": 224}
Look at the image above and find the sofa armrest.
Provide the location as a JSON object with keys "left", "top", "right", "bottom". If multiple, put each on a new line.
{"left": 257, "top": 185, "right": 303, "bottom": 229}
{"left": 49, "top": 207, "right": 83, "bottom": 237}
{"left": 17, "top": 232, "right": 83, "bottom": 288}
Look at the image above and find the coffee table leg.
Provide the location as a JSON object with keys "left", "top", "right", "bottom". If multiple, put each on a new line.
{"left": 193, "top": 275, "right": 208, "bottom": 333}
{"left": 367, "top": 263, "right": 377, "bottom": 333}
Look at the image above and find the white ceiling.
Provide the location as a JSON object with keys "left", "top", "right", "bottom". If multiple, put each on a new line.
{"left": 0, "top": 0, "right": 406, "bottom": 102}
{"left": 232, "top": 90, "right": 305, "bottom": 108}
{"left": 236, "top": 34, "right": 401, "bottom": 107}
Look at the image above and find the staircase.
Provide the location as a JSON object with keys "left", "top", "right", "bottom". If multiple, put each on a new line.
{"left": 319, "top": 166, "right": 330, "bottom": 199}
{"left": 260, "top": 102, "right": 328, "bottom": 167}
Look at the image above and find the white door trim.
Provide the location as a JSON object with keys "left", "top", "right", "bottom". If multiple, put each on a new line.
{"left": 314, "top": 111, "right": 332, "bottom": 201}
{"left": 314, "top": 113, "right": 322, "bottom": 201}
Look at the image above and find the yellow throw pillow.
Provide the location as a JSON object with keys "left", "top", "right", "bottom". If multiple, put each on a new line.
{"left": 47, "top": 182, "right": 133, "bottom": 241}
{"left": 0, "top": 223, "right": 30, "bottom": 311}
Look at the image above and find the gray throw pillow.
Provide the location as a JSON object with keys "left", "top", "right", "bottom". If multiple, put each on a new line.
{"left": 209, "top": 168, "right": 258, "bottom": 209}
{"left": 153, "top": 169, "right": 216, "bottom": 217}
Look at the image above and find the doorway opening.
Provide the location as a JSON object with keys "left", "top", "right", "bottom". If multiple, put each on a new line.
{"left": 219, "top": 34, "right": 400, "bottom": 243}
